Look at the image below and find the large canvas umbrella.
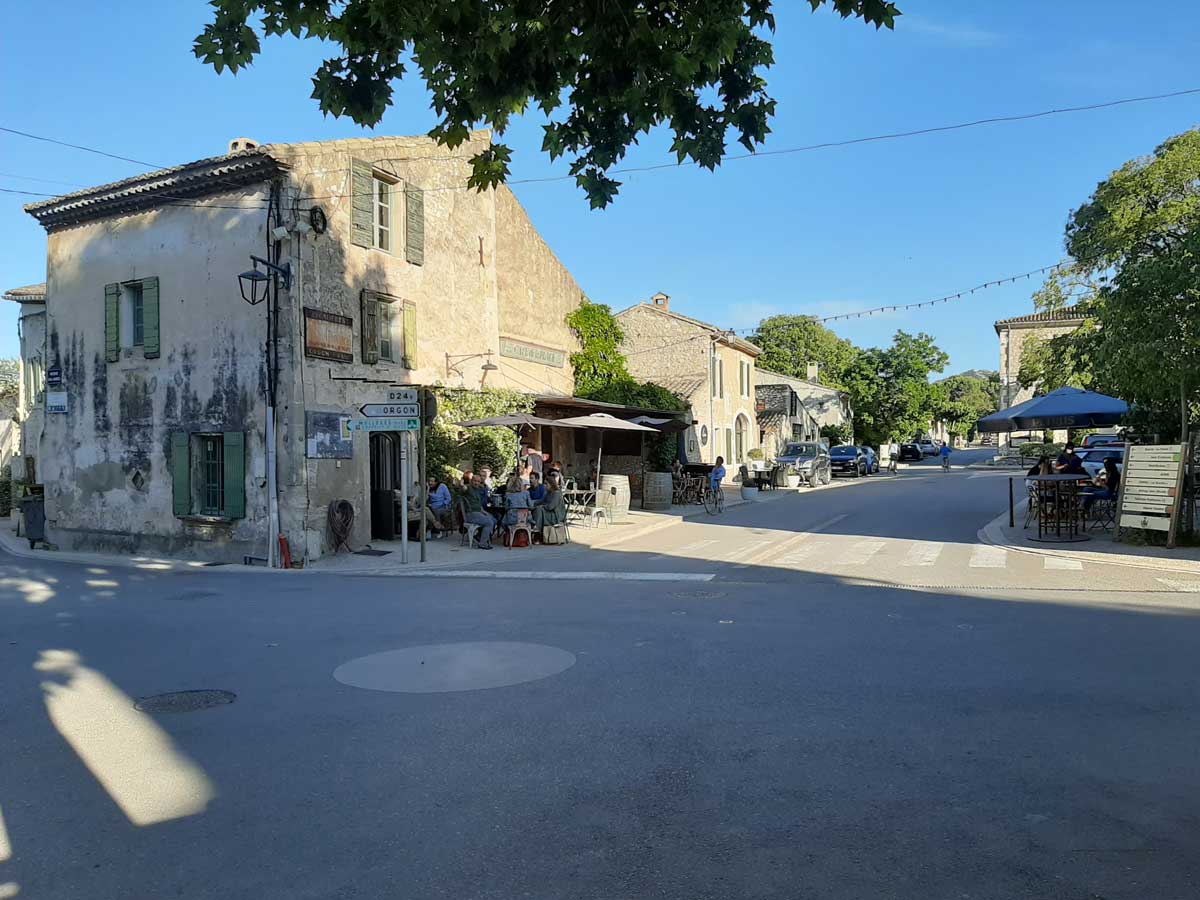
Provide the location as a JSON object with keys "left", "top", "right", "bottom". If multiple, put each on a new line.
{"left": 551, "top": 412, "right": 657, "bottom": 485}
{"left": 976, "top": 395, "right": 1041, "bottom": 433}
{"left": 1008, "top": 387, "right": 1128, "bottom": 430}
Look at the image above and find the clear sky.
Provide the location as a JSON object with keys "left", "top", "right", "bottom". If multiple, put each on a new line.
{"left": 2, "top": 2, "right": 1198, "bottom": 374}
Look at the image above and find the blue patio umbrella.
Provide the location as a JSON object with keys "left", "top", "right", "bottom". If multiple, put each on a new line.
{"left": 976, "top": 394, "right": 1040, "bottom": 433}
{"left": 983, "top": 386, "right": 1128, "bottom": 432}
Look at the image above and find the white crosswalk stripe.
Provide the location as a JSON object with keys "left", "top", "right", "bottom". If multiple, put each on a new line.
{"left": 901, "top": 542, "right": 944, "bottom": 567}
{"left": 778, "top": 543, "right": 820, "bottom": 567}
{"left": 1157, "top": 577, "right": 1200, "bottom": 592}
{"left": 651, "top": 539, "right": 716, "bottom": 560}
{"left": 968, "top": 545, "right": 1007, "bottom": 568}
{"left": 839, "top": 540, "right": 885, "bottom": 566}
{"left": 1044, "top": 556, "right": 1083, "bottom": 570}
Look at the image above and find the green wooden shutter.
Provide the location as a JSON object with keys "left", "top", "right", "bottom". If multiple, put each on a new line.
{"left": 361, "top": 292, "right": 379, "bottom": 365}
{"left": 351, "top": 159, "right": 373, "bottom": 248}
{"left": 405, "top": 185, "right": 424, "bottom": 265}
{"left": 222, "top": 431, "right": 246, "bottom": 519}
{"left": 171, "top": 431, "right": 190, "bottom": 516}
{"left": 142, "top": 276, "right": 160, "bottom": 359}
{"left": 104, "top": 282, "right": 120, "bottom": 363}
{"left": 401, "top": 303, "right": 417, "bottom": 369}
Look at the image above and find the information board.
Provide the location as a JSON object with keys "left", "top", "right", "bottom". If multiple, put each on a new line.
{"left": 1115, "top": 443, "right": 1187, "bottom": 547}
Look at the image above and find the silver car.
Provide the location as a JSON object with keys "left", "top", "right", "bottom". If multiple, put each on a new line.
{"left": 777, "top": 441, "right": 832, "bottom": 486}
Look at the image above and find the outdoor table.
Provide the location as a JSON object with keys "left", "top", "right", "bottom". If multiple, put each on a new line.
{"left": 1026, "top": 474, "right": 1091, "bottom": 543}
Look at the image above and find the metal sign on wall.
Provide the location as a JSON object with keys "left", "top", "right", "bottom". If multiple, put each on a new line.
{"left": 499, "top": 337, "right": 566, "bottom": 368}
{"left": 303, "top": 307, "right": 354, "bottom": 363}
{"left": 1116, "top": 443, "right": 1187, "bottom": 548}
{"left": 46, "top": 391, "right": 67, "bottom": 414}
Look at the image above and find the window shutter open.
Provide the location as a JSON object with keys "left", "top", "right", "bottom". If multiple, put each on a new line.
{"left": 718, "top": 359, "right": 724, "bottom": 398}
{"left": 351, "top": 159, "right": 373, "bottom": 248}
{"left": 142, "top": 276, "right": 160, "bottom": 358}
{"left": 104, "top": 282, "right": 120, "bottom": 363}
{"left": 222, "top": 431, "right": 246, "bottom": 519}
{"left": 401, "top": 303, "right": 417, "bottom": 369}
{"left": 171, "top": 431, "right": 190, "bottom": 516}
{"left": 361, "top": 292, "right": 379, "bottom": 365}
{"left": 405, "top": 185, "right": 424, "bottom": 265}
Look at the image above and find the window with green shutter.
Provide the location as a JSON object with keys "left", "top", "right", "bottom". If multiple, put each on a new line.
{"left": 222, "top": 431, "right": 246, "bottom": 519}
{"left": 402, "top": 303, "right": 417, "bottom": 369}
{"left": 105, "top": 282, "right": 120, "bottom": 363}
{"left": 171, "top": 431, "right": 190, "bottom": 516}
{"left": 141, "top": 276, "right": 160, "bottom": 358}
{"left": 106, "top": 277, "right": 160, "bottom": 362}
{"left": 351, "top": 159, "right": 374, "bottom": 248}
{"left": 405, "top": 185, "right": 424, "bottom": 265}
{"left": 360, "top": 290, "right": 380, "bottom": 365}
{"left": 172, "top": 430, "right": 246, "bottom": 520}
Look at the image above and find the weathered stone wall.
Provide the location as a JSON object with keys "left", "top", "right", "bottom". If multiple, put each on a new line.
{"left": 997, "top": 321, "right": 1080, "bottom": 446}
{"left": 40, "top": 191, "right": 271, "bottom": 560}
{"left": 15, "top": 304, "right": 46, "bottom": 482}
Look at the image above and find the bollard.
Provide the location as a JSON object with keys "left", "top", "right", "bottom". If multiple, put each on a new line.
{"left": 1008, "top": 477, "right": 1014, "bottom": 528}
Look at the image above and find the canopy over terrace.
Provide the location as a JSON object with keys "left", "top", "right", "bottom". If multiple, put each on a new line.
{"left": 978, "top": 387, "right": 1128, "bottom": 433}
{"left": 550, "top": 413, "right": 657, "bottom": 485}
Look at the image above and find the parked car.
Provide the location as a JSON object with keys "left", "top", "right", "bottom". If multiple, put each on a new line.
{"left": 917, "top": 437, "right": 939, "bottom": 457}
{"left": 1082, "top": 433, "right": 1123, "bottom": 448}
{"left": 860, "top": 446, "right": 879, "bottom": 474}
{"left": 777, "top": 441, "right": 831, "bottom": 486}
{"left": 829, "top": 444, "right": 868, "bottom": 477}
{"left": 1077, "top": 446, "right": 1124, "bottom": 481}
{"left": 899, "top": 442, "right": 922, "bottom": 461}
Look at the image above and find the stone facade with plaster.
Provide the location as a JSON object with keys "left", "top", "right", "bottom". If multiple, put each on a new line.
{"left": 994, "top": 306, "right": 1086, "bottom": 444}
{"left": 616, "top": 294, "right": 760, "bottom": 474}
{"left": 23, "top": 132, "right": 585, "bottom": 563}
{"left": 755, "top": 368, "right": 851, "bottom": 441}
{"left": 2, "top": 283, "right": 47, "bottom": 481}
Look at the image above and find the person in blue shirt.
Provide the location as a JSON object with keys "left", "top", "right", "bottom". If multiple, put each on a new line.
{"left": 940, "top": 442, "right": 952, "bottom": 469}
{"left": 528, "top": 471, "right": 547, "bottom": 504}
{"left": 710, "top": 456, "right": 726, "bottom": 492}
{"left": 426, "top": 476, "right": 453, "bottom": 532}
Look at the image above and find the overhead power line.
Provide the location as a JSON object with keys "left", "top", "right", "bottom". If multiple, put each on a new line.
{"left": 0, "top": 125, "right": 165, "bottom": 169}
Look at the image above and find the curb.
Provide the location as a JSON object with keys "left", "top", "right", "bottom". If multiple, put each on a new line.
{"left": 977, "top": 503, "right": 1200, "bottom": 576}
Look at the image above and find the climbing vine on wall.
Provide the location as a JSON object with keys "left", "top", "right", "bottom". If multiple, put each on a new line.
{"left": 565, "top": 302, "right": 629, "bottom": 396}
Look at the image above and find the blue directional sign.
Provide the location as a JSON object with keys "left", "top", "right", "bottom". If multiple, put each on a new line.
{"left": 346, "top": 417, "right": 420, "bottom": 432}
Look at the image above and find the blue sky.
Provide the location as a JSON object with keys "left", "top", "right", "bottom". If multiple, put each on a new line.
{"left": 2, "top": 1, "right": 1198, "bottom": 374}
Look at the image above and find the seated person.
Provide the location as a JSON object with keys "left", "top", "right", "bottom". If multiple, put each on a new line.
{"left": 1055, "top": 442, "right": 1086, "bottom": 476}
{"left": 501, "top": 474, "right": 533, "bottom": 527}
{"left": 461, "top": 474, "right": 495, "bottom": 549}
{"left": 427, "top": 476, "right": 453, "bottom": 531}
{"left": 533, "top": 476, "right": 567, "bottom": 530}
{"left": 1025, "top": 457, "right": 1052, "bottom": 491}
{"left": 528, "top": 471, "right": 548, "bottom": 505}
{"left": 1082, "top": 457, "right": 1121, "bottom": 512}
{"left": 404, "top": 483, "right": 440, "bottom": 539}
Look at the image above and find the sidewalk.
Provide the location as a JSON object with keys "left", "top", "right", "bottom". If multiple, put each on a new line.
{"left": 978, "top": 500, "right": 1200, "bottom": 576}
{"left": 0, "top": 485, "right": 798, "bottom": 577}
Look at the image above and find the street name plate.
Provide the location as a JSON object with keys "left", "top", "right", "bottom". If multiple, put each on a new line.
{"left": 360, "top": 403, "right": 420, "bottom": 418}
{"left": 346, "top": 418, "right": 420, "bottom": 432}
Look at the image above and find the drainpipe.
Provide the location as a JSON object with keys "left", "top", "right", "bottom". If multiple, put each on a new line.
{"left": 264, "top": 181, "right": 283, "bottom": 568}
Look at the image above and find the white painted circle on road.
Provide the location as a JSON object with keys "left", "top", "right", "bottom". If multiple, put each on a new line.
{"left": 333, "top": 642, "right": 577, "bottom": 693}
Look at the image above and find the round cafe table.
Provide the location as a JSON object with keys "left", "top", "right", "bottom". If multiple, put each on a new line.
{"left": 1027, "top": 474, "right": 1091, "bottom": 543}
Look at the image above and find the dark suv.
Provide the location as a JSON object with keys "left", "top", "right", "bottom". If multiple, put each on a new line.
{"left": 829, "top": 444, "right": 868, "bottom": 477}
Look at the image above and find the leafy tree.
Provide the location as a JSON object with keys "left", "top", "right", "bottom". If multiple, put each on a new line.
{"left": 0, "top": 359, "right": 18, "bottom": 418}
{"left": 426, "top": 386, "right": 533, "bottom": 481}
{"left": 936, "top": 372, "right": 1000, "bottom": 440}
{"left": 565, "top": 302, "right": 629, "bottom": 395}
{"left": 844, "top": 331, "right": 948, "bottom": 446}
{"left": 750, "top": 315, "right": 860, "bottom": 388}
{"left": 194, "top": 1, "right": 900, "bottom": 207}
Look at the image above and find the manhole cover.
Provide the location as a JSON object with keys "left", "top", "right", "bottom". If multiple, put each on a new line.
{"left": 333, "top": 642, "right": 576, "bottom": 694}
{"left": 134, "top": 690, "right": 236, "bottom": 713}
{"left": 670, "top": 591, "right": 728, "bottom": 599}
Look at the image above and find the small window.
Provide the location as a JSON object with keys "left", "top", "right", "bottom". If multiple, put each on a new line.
{"left": 375, "top": 175, "right": 393, "bottom": 252}
{"left": 121, "top": 281, "right": 145, "bottom": 349}
{"left": 199, "top": 434, "right": 225, "bottom": 516}
{"left": 378, "top": 303, "right": 395, "bottom": 362}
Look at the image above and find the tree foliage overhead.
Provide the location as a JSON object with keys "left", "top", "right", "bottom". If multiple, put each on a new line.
{"left": 750, "top": 315, "right": 860, "bottom": 388}
{"left": 194, "top": 0, "right": 900, "bottom": 207}
{"left": 936, "top": 371, "right": 1000, "bottom": 440}
{"left": 843, "top": 330, "right": 948, "bottom": 446}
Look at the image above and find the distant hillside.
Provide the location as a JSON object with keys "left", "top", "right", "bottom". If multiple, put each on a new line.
{"left": 938, "top": 369, "right": 997, "bottom": 383}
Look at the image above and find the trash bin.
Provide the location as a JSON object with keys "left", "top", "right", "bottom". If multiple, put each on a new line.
{"left": 20, "top": 494, "right": 45, "bottom": 548}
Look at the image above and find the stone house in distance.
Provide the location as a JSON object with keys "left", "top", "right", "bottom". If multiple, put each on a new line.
{"left": 2, "top": 282, "right": 47, "bottom": 477}
{"left": 616, "top": 293, "right": 761, "bottom": 471}
{"left": 21, "top": 131, "right": 585, "bottom": 563}
{"left": 752, "top": 369, "right": 824, "bottom": 458}
{"left": 995, "top": 305, "right": 1087, "bottom": 444}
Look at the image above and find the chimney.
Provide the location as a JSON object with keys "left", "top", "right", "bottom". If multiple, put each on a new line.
{"left": 806, "top": 362, "right": 819, "bottom": 381}
{"left": 228, "top": 136, "right": 260, "bottom": 154}
{"left": 650, "top": 291, "right": 670, "bottom": 311}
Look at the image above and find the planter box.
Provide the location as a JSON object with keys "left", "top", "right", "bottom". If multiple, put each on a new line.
{"left": 740, "top": 486, "right": 759, "bottom": 501}
{"left": 785, "top": 474, "right": 801, "bottom": 489}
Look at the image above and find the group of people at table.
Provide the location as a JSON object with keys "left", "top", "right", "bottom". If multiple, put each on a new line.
{"left": 1025, "top": 440, "right": 1122, "bottom": 516}
{"left": 398, "top": 444, "right": 571, "bottom": 550}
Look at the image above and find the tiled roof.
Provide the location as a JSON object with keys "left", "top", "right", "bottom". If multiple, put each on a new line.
{"left": 639, "top": 375, "right": 707, "bottom": 399}
{"left": 994, "top": 305, "right": 1088, "bottom": 331}
{"left": 615, "top": 303, "right": 763, "bottom": 357}
{"left": 24, "top": 150, "right": 284, "bottom": 231}
{"left": 3, "top": 282, "right": 46, "bottom": 302}
{"left": 756, "top": 411, "right": 786, "bottom": 432}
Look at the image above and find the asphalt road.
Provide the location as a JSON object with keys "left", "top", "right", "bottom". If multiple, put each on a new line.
{"left": 2, "top": 449, "right": 1199, "bottom": 899}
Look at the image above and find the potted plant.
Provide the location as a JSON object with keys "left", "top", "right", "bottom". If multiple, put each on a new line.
{"left": 747, "top": 447, "right": 765, "bottom": 471}
{"left": 784, "top": 466, "right": 802, "bottom": 489}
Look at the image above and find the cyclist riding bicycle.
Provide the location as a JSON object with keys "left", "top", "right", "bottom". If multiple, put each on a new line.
{"left": 705, "top": 456, "right": 727, "bottom": 514}
{"left": 710, "top": 456, "right": 726, "bottom": 494}
{"left": 940, "top": 442, "right": 952, "bottom": 470}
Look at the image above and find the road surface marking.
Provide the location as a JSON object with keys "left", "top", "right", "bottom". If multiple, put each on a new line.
{"left": 1156, "top": 577, "right": 1200, "bottom": 592}
{"left": 737, "top": 514, "right": 849, "bottom": 570}
{"left": 650, "top": 539, "right": 716, "bottom": 560}
{"left": 839, "top": 540, "right": 886, "bottom": 566}
{"left": 969, "top": 545, "right": 1007, "bottom": 568}
{"left": 731, "top": 540, "right": 775, "bottom": 567}
{"left": 1043, "top": 556, "right": 1083, "bottom": 570}
{"left": 901, "top": 542, "right": 944, "bottom": 567}
{"left": 378, "top": 570, "right": 717, "bottom": 581}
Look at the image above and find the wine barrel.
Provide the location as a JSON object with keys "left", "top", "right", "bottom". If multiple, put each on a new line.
{"left": 598, "top": 474, "right": 631, "bottom": 522}
{"left": 643, "top": 472, "right": 673, "bottom": 510}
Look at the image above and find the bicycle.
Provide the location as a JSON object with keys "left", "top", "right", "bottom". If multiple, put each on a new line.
{"left": 702, "top": 484, "right": 725, "bottom": 515}
{"left": 941, "top": 454, "right": 951, "bottom": 471}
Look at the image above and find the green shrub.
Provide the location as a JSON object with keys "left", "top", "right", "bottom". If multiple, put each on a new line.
{"left": 426, "top": 387, "right": 533, "bottom": 482}
{"left": 1017, "top": 441, "right": 1063, "bottom": 460}
{"left": 747, "top": 448, "right": 765, "bottom": 460}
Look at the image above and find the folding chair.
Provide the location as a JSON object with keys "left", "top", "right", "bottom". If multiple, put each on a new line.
{"left": 458, "top": 500, "right": 482, "bottom": 548}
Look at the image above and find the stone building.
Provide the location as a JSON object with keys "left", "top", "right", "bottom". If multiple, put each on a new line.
{"left": 21, "top": 131, "right": 584, "bottom": 563}
{"left": 995, "top": 305, "right": 1086, "bottom": 444}
{"left": 755, "top": 368, "right": 851, "bottom": 444}
{"left": 2, "top": 283, "right": 47, "bottom": 477}
{"left": 752, "top": 370, "right": 823, "bottom": 459}
{"left": 616, "top": 293, "right": 761, "bottom": 471}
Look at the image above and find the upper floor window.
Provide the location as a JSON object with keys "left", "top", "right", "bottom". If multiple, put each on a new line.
{"left": 104, "top": 277, "right": 160, "bottom": 362}
{"left": 351, "top": 159, "right": 425, "bottom": 265}
{"left": 127, "top": 281, "right": 144, "bottom": 348}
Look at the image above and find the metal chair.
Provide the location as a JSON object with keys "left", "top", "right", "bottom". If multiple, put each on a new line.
{"left": 457, "top": 499, "right": 482, "bottom": 548}
{"left": 504, "top": 509, "right": 533, "bottom": 548}
{"left": 1022, "top": 483, "right": 1039, "bottom": 529}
